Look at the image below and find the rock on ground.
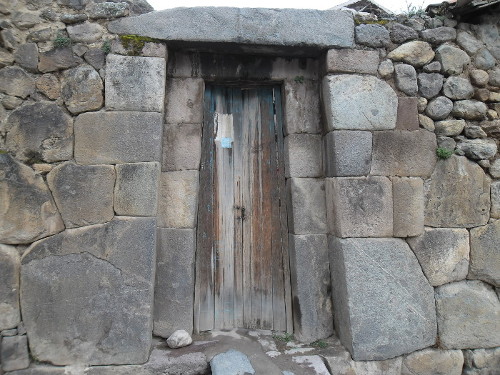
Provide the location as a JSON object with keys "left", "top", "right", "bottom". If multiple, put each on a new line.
{"left": 167, "top": 330, "right": 193, "bottom": 349}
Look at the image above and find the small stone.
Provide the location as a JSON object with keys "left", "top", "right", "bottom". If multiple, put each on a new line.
{"left": 421, "top": 26, "right": 457, "bottom": 44}
{"left": 1, "top": 95, "right": 23, "bottom": 109}
{"left": 405, "top": 17, "right": 426, "bottom": 31}
{"left": 72, "top": 43, "right": 88, "bottom": 57}
{"left": 489, "top": 91, "right": 500, "bottom": 102}
{"left": 489, "top": 67, "right": 500, "bottom": 87}
{"left": 456, "top": 31, "right": 483, "bottom": 55}
{"left": 457, "top": 138, "right": 497, "bottom": 160}
{"left": 88, "top": 2, "right": 128, "bottom": 19}
{"left": 443, "top": 18, "right": 457, "bottom": 27}
{"left": 1, "top": 328, "right": 17, "bottom": 337}
{"left": 61, "top": 65, "right": 103, "bottom": 114}
{"left": 470, "top": 69, "right": 489, "bottom": 87}
{"left": 463, "top": 347, "right": 500, "bottom": 374}
{"left": 474, "top": 88, "right": 490, "bottom": 102}
{"left": 11, "top": 10, "right": 41, "bottom": 30}
{"left": 464, "top": 124, "right": 487, "bottom": 138}
{"left": 378, "top": 59, "right": 394, "bottom": 78}
{"left": 0, "top": 244, "right": 20, "bottom": 330}
{"left": 469, "top": 220, "right": 500, "bottom": 286}
{"left": 437, "top": 136, "right": 456, "bottom": 151}
{"left": 0, "top": 66, "right": 35, "bottom": 98}
{"left": 407, "top": 228, "right": 469, "bottom": 286}
{"left": 26, "top": 27, "right": 54, "bottom": 43}
{"left": 67, "top": 22, "right": 105, "bottom": 43}
{"left": 419, "top": 114, "right": 435, "bottom": 131}
{"left": 390, "top": 23, "right": 418, "bottom": 43}
{"left": 211, "top": 350, "right": 255, "bottom": 375}
{"left": 435, "top": 44, "right": 471, "bottom": 75}
{"left": 478, "top": 159, "right": 490, "bottom": 168}
{"left": 36, "top": 73, "right": 60, "bottom": 99}
{"left": 1, "top": 29, "right": 21, "bottom": 51}
{"left": 395, "top": 64, "right": 418, "bottom": 96}
{"left": 32, "top": 163, "right": 53, "bottom": 174}
{"left": 490, "top": 158, "right": 500, "bottom": 178}
{"left": 47, "top": 162, "right": 115, "bottom": 228}
{"left": 83, "top": 48, "right": 105, "bottom": 70}
{"left": 435, "top": 280, "right": 500, "bottom": 349}
{"left": 423, "top": 61, "right": 441, "bottom": 73}
{"left": 452, "top": 100, "right": 488, "bottom": 120}
{"left": 418, "top": 72, "right": 444, "bottom": 99}
{"left": 166, "top": 330, "right": 192, "bottom": 349}
{"left": 401, "top": 348, "right": 464, "bottom": 375}
{"left": 13, "top": 43, "right": 38, "bottom": 72}
{"left": 0, "top": 335, "right": 30, "bottom": 371}
{"left": 443, "top": 76, "right": 474, "bottom": 100}
{"left": 355, "top": 24, "right": 390, "bottom": 47}
{"left": 474, "top": 48, "right": 496, "bottom": 70}
{"left": 60, "top": 13, "right": 88, "bottom": 24}
{"left": 425, "top": 17, "right": 444, "bottom": 28}
{"left": 417, "top": 97, "right": 428, "bottom": 112}
{"left": 38, "top": 47, "right": 79, "bottom": 73}
{"left": 0, "top": 48, "right": 14, "bottom": 68}
{"left": 387, "top": 41, "right": 435, "bottom": 67}
{"left": 56, "top": 0, "right": 88, "bottom": 10}
{"left": 426, "top": 96, "right": 453, "bottom": 120}
{"left": 435, "top": 119, "right": 466, "bottom": 136}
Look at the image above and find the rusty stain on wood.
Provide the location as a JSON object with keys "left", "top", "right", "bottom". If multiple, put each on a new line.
{"left": 195, "top": 84, "right": 291, "bottom": 332}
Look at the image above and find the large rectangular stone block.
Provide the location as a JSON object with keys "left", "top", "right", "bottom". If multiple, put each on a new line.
{"left": 74, "top": 111, "right": 162, "bottom": 165}
{"left": 329, "top": 237, "right": 437, "bottom": 361}
{"left": 322, "top": 74, "right": 397, "bottom": 131}
{"left": 286, "top": 178, "right": 327, "bottom": 234}
{"left": 105, "top": 54, "right": 166, "bottom": 112}
{"left": 165, "top": 78, "right": 204, "bottom": 124}
{"left": 371, "top": 129, "right": 437, "bottom": 178}
{"left": 114, "top": 162, "right": 160, "bottom": 216}
{"left": 154, "top": 228, "right": 195, "bottom": 337}
{"left": 284, "top": 134, "right": 322, "bottom": 177}
{"left": 326, "top": 49, "right": 379, "bottom": 75}
{"left": 162, "top": 123, "right": 201, "bottom": 171}
{"left": 158, "top": 171, "right": 199, "bottom": 228}
{"left": 0, "top": 245, "right": 20, "bottom": 331}
{"left": 392, "top": 177, "right": 424, "bottom": 237}
{"left": 283, "top": 79, "right": 321, "bottom": 135}
{"left": 323, "top": 130, "right": 372, "bottom": 177}
{"left": 20, "top": 217, "right": 157, "bottom": 365}
{"left": 326, "top": 177, "right": 393, "bottom": 238}
{"left": 289, "top": 234, "right": 333, "bottom": 343}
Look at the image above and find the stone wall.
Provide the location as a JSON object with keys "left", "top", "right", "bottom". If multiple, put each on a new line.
{"left": 0, "top": 0, "right": 499, "bottom": 374}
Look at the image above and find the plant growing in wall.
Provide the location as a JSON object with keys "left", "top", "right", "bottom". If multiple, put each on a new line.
{"left": 436, "top": 147, "right": 454, "bottom": 159}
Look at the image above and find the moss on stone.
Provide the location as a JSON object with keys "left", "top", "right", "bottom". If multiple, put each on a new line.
{"left": 354, "top": 18, "right": 390, "bottom": 26}
{"left": 119, "top": 34, "right": 161, "bottom": 56}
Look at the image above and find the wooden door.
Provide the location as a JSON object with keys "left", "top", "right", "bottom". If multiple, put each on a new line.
{"left": 195, "top": 84, "right": 292, "bottom": 333}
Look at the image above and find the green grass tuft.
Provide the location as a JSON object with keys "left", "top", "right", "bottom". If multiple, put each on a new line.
{"left": 436, "top": 147, "right": 453, "bottom": 159}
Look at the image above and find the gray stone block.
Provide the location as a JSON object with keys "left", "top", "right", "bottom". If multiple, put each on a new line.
{"left": 1, "top": 335, "right": 30, "bottom": 372}
{"left": 0, "top": 154, "right": 64, "bottom": 244}
{"left": 74, "top": 111, "right": 162, "bottom": 164}
{"left": 323, "top": 130, "right": 372, "bottom": 177}
{"left": 283, "top": 79, "right": 321, "bottom": 135}
{"left": 158, "top": 171, "right": 199, "bottom": 228}
{"left": 392, "top": 177, "right": 424, "bottom": 237}
{"left": 5, "top": 101, "right": 73, "bottom": 163}
{"left": 355, "top": 24, "right": 390, "bottom": 47}
{"left": 13, "top": 43, "right": 38, "bottom": 72}
{"left": 162, "top": 123, "right": 201, "bottom": 171}
{"left": 38, "top": 47, "right": 79, "bottom": 73}
{"left": 407, "top": 228, "right": 469, "bottom": 286}
{"left": 165, "top": 78, "right": 204, "bottom": 124}
{"left": 322, "top": 75, "right": 397, "bottom": 131}
{"left": 401, "top": 348, "right": 464, "bottom": 375}
{"left": 396, "top": 97, "right": 419, "bottom": 131}
{"left": 211, "top": 350, "right": 254, "bottom": 375}
{"left": 491, "top": 181, "right": 500, "bottom": 219}
{"left": 108, "top": 8, "right": 355, "bottom": 51}
{"left": 284, "top": 134, "right": 322, "bottom": 178}
{"left": 395, "top": 64, "right": 418, "bottom": 96}
{"left": 0, "top": 66, "right": 35, "bottom": 99}
{"left": 435, "top": 280, "right": 500, "bottom": 349}
{"left": 326, "top": 49, "right": 379, "bottom": 75}
{"left": 424, "top": 156, "right": 490, "bottom": 228}
{"left": 286, "top": 178, "right": 327, "bottom": 234}
{"left": 0, "top": 245, "right": 20, "bottom": 331}
{"left": 114, "top": 162, "right": 160, "bottom": 216}
{"left": 105, "top": 54, "right": 166, "bottom": 112}
{"left": 21, "top": 217, "right": 157, "bottom": 365}
{"left": 47, "top": 162, "right": 115, "bottom": 228}
{"left": 469, "top": 221, "right": 500, "bottom": 287}
{"left": 371, "top": 130, "right": 437, "bottom": 178}
{"left": 289, "top": 234, "right": 333, "bottom": 343}
{"left": 326, "top": 177, "right": 393, "bottom": 238}
{"left": 329, "top": 237, "right": 437, "bottom": 361}
{"left": 435, "top": 45, "right": 471, "bottom": 75}
{"left": 323, "top": 348, "right": 402, "bottom": 374}
{"left": 154, "top": 228, "right": 196, "bottom": 337}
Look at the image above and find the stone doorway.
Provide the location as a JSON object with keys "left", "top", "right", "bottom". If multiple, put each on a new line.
{"left": 194, "top": 84, "right": 292, "bottom": 332}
